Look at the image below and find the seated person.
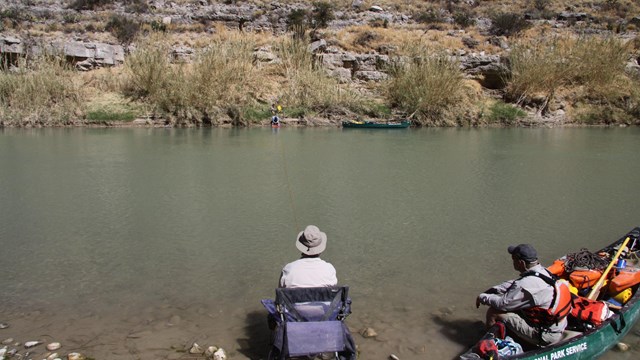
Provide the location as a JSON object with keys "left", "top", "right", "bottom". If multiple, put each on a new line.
{"left": 279, "top": 225, "right": 337, "bottom": 288}
{"left": 476, "top": 244, "right": 572, "bottom": 347}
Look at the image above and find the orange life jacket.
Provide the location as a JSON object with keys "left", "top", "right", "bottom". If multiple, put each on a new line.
{"left": 520, "top": 271, "right": 573, "bottom": 327}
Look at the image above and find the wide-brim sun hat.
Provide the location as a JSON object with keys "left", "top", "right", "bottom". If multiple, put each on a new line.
{"left": 296, "top": 225, "right": 327, "bottom": 255}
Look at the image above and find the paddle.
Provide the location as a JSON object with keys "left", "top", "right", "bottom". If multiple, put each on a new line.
{"left": 587, "top": 236, "right": 631, "bottom": 300}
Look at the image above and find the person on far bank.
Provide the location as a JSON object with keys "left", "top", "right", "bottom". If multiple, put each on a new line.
{"left": 475, "top": 244, "right": 572, "bottom": 347}
{"left": 279, "top": 225, "right": 337, "bottom": 288}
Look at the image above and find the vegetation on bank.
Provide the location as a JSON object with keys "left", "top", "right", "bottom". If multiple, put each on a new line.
{"left": 1, "top": 1, "right": 640, "bottom": 127}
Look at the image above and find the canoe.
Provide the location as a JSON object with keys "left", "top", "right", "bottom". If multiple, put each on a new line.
{"left": 461, "top": 227, "right": 640, "bottom": 360}
{"left": 342, "top": 120, "right": 411, "bottom": 128}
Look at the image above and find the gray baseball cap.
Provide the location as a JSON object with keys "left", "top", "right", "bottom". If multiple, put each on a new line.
{"left": 508, "top": 244, "right": 538, "bottom": 262}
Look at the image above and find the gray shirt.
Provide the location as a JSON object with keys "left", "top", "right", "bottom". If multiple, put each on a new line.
{"left": 478, "top": 264, "right": 567, "bottom": 333}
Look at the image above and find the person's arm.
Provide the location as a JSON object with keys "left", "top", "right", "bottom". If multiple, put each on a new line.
{"left": 278, "top": 271, "right": 285, "bottom": 288}
{"left": 279, "top": 265, "right": 289, "bottom": 288}
{"left": 477, "top": 280, "right": 534, "bottom": 311}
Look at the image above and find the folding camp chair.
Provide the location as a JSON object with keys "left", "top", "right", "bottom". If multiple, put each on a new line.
{"left": 261, "top": 286, "right": 356, "bottom": 360}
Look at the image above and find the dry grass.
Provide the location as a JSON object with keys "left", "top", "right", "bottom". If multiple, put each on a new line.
{"left": 272, "top": 37, "right": 375, "bottom": 117}
{"left": 123, "top": 30, "right": 267, "bottom": 124}
{"left": 386, "top": 40, "right": 479, "bottom": 126}
{"left": 506, "top": 35, "right": 632, "bottom": 113}
{"left": 0, "top": 55, "right": 85, "bottom": 125}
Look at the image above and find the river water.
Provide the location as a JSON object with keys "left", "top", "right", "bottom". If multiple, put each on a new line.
{"left": 0, "top": 127, "right": 639, "bottom": 359}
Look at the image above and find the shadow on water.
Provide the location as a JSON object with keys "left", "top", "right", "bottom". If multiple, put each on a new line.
{"left": 431, "top": 315, "right": 485, "bottom": 359}
{"left": 237, "top": 310, "right": 271, "bottom": 359}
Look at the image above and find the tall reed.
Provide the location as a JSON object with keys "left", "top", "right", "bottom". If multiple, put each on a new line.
{"left": 0, "top": 54, "right": 84, "bottom": 125}
{"left": 124, "top": 32, "right": 264, "bottom": 124}
{"left": 386, "top": 42, "right": 473, "bottom": 126}
{"left": 273, "top": 37, "right": 372, "bottom": 116}
{"left": 506, "top": 36, "right": 630, "bottom": 111}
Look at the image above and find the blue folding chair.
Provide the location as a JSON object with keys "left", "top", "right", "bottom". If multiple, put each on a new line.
{"left": 261, "top": 286, "right": 356, "bottom": 360}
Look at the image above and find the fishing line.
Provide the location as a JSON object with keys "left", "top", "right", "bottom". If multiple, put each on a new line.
{"left": 276, "top": 130, "right": 300, "bottom": 234}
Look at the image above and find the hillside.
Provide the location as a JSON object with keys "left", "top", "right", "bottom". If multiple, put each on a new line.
{"left": 1, "top": 0, "right": 640, "bottom": 127}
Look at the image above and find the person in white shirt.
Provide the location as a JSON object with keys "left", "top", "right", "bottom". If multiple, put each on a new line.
{"left": 279, "top": 225, "right": 337, "bottom": 288}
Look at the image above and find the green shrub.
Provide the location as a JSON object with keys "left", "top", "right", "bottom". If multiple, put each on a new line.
{"left": 243, "top": 106, "right": 272, "bottom": 123}
{"left": 414, "top": 9, "right": 445, "bottom": 24}
{"left": 453, "top": 10, "right": 475, "bottom": 28}
{"left": 287, "top": 9, "right": 309, "bottom": 40}
{"left": 124, "top": 0, "right": 149, "bottom": 14}
{"left": 63, "top": 13, "right": 80, "bottom": 24}
{"left": 354, "top": 31, "right": 380, "bottom": 47}
{"left": 87, "top": 109, "right": 136, "bottom": 122}
{"left": 490, "top": 12, "right": 531, "bottom": 37}
{"left": 150, "top": 20, "right": 167, "bottom": 32}
{"left": 68, "top": 0, "right": 113, "bottom": 11}
{"left": 486, "top": 101, "right": 526, "bottom": 125}
{"left": 105, "top": 14, "right": 140, "bottom": 45}
{"left": 312, "top": 2, "right": 334, "bottom": 29}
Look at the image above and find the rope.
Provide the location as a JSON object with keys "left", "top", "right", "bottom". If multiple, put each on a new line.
{"left": 277, "top": 131, "right": 300, "bottom": 234}
{"left": 564, "top": 248, "right": 610, "bottom": 273}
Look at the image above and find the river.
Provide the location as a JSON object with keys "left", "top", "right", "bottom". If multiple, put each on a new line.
{"left": 0, "top": 127, "right": 639, "bottom": 359}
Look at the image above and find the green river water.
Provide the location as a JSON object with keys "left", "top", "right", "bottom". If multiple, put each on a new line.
{"left": 0, "top": 127, "right": 638, "bottom": 359}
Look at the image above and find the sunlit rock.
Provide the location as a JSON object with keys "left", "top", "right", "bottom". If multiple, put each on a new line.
{"left": 204, "top": 346, "right": 218, "bottom": 358}
{"left": 47, "top": 342, "right": 62, "bottom": 351}
{"left": 189, "top": 342, "right": 203, "bottom": 354}
{"left": 213, "top": 348, "right": 227, "bottom": 360}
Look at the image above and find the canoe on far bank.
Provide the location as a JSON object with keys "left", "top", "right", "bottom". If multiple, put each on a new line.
{"left": 341, "top": 120, "right": 411, "bottom": 129}
{"left": 461, "top": 227, "right": 640, "bottom": 360}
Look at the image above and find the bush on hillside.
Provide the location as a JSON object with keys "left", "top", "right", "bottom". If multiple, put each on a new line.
{"left": 311, "top": 2, "right": 334, "bottom": 29}
{"left": 68, "top": 0, "right": 113, "bottom": 11}
{"left": 414, "top": 9, "right": 445, "bottom": 25}
{"left": 105, "top": 14, "right": 140, "bottom": 45}
{"left": 490, "top": 12, "right": 531, "bottom": 37}
{"left": 387, "top": 52, "right": 475, "bottom": 126}
{"left": 453, "top": 9, "right": 475, "bottom": 28}
{"left": 287, "top": 9, "right": 309, "bottom": 40}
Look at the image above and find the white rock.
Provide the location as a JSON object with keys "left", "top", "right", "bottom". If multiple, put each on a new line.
{"left": 47, "top": 352, "right": 59, "bottom": 360}
{"left": 213, "top": 348, "right": 227, "bottom": 360}
{"left": 360, "top": 327, "right": 378, "bottom": 338}
{"left": 616, "top": 342, "right": 629, "bottom": 351}
{"left": 24, "top": 341, "right": 41, "bottom": 348}
{"left": 204, "top": 346, "right": 219, "bottom": 358}
{"left": 389, "top": 355, "right": 400, "bottom": 360}
{"left": 47, "top": 342, "right": 61, "bottom": 351}
{"left": 189, "top": 342, "right": 203, "bottom": 354}
{"left": 370, "top": 5, "right": 383, "bottom": 12}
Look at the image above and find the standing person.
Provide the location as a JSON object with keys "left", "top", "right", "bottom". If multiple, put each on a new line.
{"left": 279, "top": 225, "right": 337, "bottom": 288}
{"left": 475, "top": 244, "right": 572, "bottom": 347}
